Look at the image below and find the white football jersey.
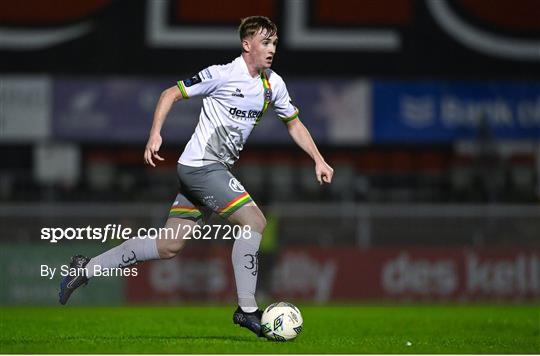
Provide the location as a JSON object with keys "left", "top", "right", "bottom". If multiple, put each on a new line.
{"left": 176, "top": 56, "right": 299, "bottom": 167}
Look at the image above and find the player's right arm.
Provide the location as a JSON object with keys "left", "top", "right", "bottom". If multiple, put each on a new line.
{"left": 144, "top": 66, "right": 223, "bottom": 166}
{"left": 144, "top": 85, "right": 183, "bottom": 167}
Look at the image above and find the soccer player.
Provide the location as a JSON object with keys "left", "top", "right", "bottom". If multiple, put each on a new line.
{"left": 59, "top": 16, "right": 333, "bottom": 337}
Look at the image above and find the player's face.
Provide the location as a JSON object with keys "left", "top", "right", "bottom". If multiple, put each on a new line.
{"left": 248, "top": 29, "right": 278, "bottom": 70}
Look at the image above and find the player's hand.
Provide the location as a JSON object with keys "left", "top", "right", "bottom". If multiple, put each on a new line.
{"left": 144, "top": 133, "right": 164, "bottom": 167}
{"left": 315, "top": 160, "right": 334, "bottom": 185}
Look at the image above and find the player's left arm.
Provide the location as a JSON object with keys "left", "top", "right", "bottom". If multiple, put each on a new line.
{"left": 286, "top": 118, "right": 334, "bottom": 185}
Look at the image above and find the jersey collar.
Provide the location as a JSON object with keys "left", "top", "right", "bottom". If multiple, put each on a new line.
{"left": 238, "top": 55, "right": 261, "bottom": 79}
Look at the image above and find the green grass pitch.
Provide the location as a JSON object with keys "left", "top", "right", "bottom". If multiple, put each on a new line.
{"left": 1, "top": 305, "right": 538, "bottom": 353}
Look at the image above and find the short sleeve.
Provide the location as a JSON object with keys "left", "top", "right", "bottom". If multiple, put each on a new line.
{"left": 272, "top": 78, "right": 299, "bottom": 124}
{"left": 177, "top": 65, "right": 222, "bottom": 99}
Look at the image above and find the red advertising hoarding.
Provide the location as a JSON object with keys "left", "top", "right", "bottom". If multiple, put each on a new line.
{"left": 126, "top": 247, "right": 540, "bottom": 303}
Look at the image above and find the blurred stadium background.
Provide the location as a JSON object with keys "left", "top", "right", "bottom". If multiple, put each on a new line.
{"left": 0, "top": 0, "right": 539, "bottom": 307}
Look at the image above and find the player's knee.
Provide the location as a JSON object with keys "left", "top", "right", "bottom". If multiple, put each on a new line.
{"left": 158, "top": 239, "right": 185, "bottom": 259}
{"left": 248, "top": 214, "right": 266, "bottom": 234}
{"left": 228, "top": 205, "right": 266, "bottom": 233}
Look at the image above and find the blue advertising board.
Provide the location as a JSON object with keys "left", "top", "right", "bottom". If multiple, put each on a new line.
{"left": 373, "top": 81, "right": 540, "bottom": 143}
{"left": 52, "top": 78, "right": 335, "bottom": 144}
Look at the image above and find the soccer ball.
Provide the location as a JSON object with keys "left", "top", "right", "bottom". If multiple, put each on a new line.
{"left": 261, "top": 302, "right": 303, "bottom": 341}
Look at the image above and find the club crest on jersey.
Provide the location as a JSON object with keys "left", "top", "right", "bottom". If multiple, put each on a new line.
{"left": 264, "top": 88, "right": 272, "bottom": 103}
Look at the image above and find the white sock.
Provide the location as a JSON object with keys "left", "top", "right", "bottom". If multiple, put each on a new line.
{"left": 231, "top": 229, "right": 262, "bottom": 311}
{"left": 86, "top": 236, "right": 159, "bottom": 278}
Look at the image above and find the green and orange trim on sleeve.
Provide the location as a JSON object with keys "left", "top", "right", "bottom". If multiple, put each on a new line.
{"left": 177, "top": 80, "right": 189, "bottom": 99}
{"left": 169, "top": 205, "right": 202, "bottom": 219}
{"left": 218, "top": 192, "right": 252, "bottom": 218}
{"left": 279, "top": 109, "right": 300, "bottom": 124}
